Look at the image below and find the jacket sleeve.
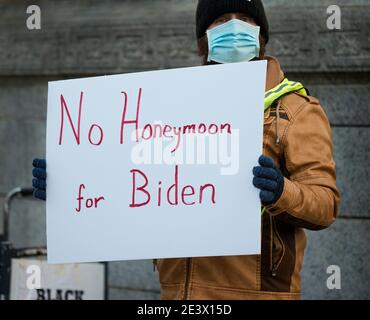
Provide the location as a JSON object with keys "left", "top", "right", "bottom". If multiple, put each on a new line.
{"left": 266, "top": 98, "right": 340, "bottom": 230}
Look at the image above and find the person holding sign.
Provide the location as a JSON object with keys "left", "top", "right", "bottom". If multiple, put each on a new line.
{"left": 32, "top": 0, "right": 340, "bottom": 300}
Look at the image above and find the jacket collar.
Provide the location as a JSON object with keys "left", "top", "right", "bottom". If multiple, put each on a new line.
{"left": 264, "top": 55, "right": 285, "bottom": 91}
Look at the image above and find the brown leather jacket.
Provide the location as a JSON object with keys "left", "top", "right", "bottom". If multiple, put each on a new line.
{"left": 155, "top": 56, "right": 340, "bottom": 300}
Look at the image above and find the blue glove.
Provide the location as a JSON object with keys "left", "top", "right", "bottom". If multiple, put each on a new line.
{"left": 32, "top": 158, "right": 47, "bottom": 200}
{"left": 253, "top": 155, "right": 284, "bottom": 206}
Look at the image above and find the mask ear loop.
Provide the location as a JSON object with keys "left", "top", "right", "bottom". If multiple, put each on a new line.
{"left": 205, "top": 32, "right": 211, "bottom": 63}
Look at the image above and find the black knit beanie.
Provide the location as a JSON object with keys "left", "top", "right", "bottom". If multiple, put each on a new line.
{"left": 196, "top": 0, "right": 269, "bottom": 43}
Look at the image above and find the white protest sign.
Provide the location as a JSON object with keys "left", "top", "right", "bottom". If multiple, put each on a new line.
{"left": 46, "top": 61, "right": 267, "bottom": 264}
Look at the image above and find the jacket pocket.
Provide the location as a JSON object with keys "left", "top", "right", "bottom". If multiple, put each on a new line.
{"left": 271, "top": 217, "right": 286, "bottom": 277}
{"left": 264, "top": 108, "right": 275, "bottom": 126}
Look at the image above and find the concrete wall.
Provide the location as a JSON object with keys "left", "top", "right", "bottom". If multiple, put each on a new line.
{"left": 0, "top": 0, "right": 369, "bottom": 299}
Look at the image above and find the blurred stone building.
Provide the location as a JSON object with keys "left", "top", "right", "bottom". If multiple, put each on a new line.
{"left": 0, "top": 0, "right": 369, "bottom": 299}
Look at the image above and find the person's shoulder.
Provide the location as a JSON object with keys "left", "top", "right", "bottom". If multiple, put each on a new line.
{"left": 282, "top": 92, "right": 322, "bottom": 121}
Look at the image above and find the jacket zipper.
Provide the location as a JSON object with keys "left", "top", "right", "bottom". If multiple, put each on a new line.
{"left": 183, "top": 258, "right": 192, "bottom": 300}
{"left": 271, "top": 217, "right": 286, "bottom": 277}
{"left": 269, "top": 215, "right": 275, "bottom": 275}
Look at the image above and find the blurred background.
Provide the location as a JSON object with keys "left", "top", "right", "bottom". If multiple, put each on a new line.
{"left": 0, "top": 0, "right": 369, "bottom": 299}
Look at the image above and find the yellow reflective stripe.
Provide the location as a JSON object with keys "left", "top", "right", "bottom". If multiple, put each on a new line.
{"left": 265, "top": 78, "right": 291, "bottom": 99}
{"left": 264, "top": 79, "right": 308, "bottom": 111}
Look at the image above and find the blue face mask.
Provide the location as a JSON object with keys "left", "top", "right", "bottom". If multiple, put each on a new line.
{"left": 206, "top": 19, "right": 260, "bottom": 64}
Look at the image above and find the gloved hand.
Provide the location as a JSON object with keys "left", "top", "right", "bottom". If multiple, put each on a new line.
{"left": 253, "top": 155, "right": 284, "bottom": 206}
{"left": 32, "top": 158, "right": 47, "bottom": 200}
